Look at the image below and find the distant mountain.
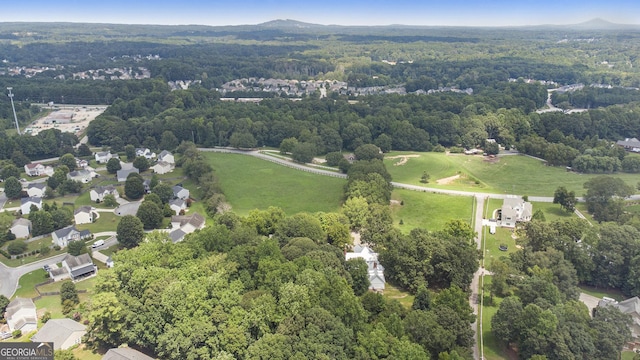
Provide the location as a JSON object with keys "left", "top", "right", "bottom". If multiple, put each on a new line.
{"left": 257, "top": 19, "right": 325, "bottom": 29}
{"left": 568, "top": 18, "right": 636, "bottom": 30}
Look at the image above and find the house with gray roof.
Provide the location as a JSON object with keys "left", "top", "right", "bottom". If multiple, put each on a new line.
{"left": 169, "top": 213, "right": 205, "bottom": 243}
{"left": 62, "top": 253, "right": 96, "bottom": 280}
{"left": 52, "top": 225, "right": 92, "bottom": 248}
{"left": 169, "top": 198, "right": 186, "bottom": 215}
{"left": 598, "top": 296, "right": 640, "bottom": 346}
{"left": 95, "top": 151, "right": 115, "bottom": 164}
{"left": 103, "top": 347, "right": 155, "bottom": 360}
{"left": 117, "top": 168, "right": 140, "bottom": 182}
{"left": 500, "top": 196, "right": 532, "bottom": 228}
{"left": 151, "top": 160, "right": 173, "bottom": 175}
{"left": 20, "top": 197, "right": 42, "bottom": 215}
{"left": 31, "top": 318, "right": 86, "bottom": 350}
{"left": 616, "top": 138, "right": 640, "bottom": 152}
{"left": 5, "top": 297, "right": 37, "bottom": 333}
{"left": 172, "top": 185, "right": 189, "bottom": 200}
{"left": 67, "top": 169, "right": 95, "bottom": 183}
{"left": 26, "top": 182, "right": 47, "bottom": 198}
{"left": 74, "top": 206, "right": 95, "bottom": 225}
{"left": 10, "top": 218, "right": 32, "bottom": 239}
{"left": 90, "top": 185, "right": 119, "bottom": 203}
{"left": 345, "top": 245, "right": 386, "bottom": 292}
{"left": 157, "top": 150, "right": 175, "bottom": 165}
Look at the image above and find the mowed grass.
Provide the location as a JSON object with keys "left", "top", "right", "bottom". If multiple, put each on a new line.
{"left": 13, "top": 269, "right": 49, "bottom": 299}
{"left": 529, "top": 201, "right": 575, "bottom": 222}
{"left": 390, "top": 189, "right": 473, "bottom": 233}
{"left": 386, "top": 152, "right": 640, "bottom": 197}
{"left": 383, "top": 284, "right": 415, "bottom": 309}
{"left": 202, "top": 152, "right": 345, "bottom": 216}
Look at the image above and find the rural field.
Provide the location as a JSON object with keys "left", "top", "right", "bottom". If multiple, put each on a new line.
{"left": 202, "top": 152, "right": 346, "bottom": 215}
{"left": 385, "top": 151, "right": 640, "bottom": 197}
{"left": 390, "top": 189, "right": 473, "bottom": 233}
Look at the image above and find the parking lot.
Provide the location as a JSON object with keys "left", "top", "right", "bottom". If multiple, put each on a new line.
{"left": 25, "top": 105, "right": 107, "bottom": 136}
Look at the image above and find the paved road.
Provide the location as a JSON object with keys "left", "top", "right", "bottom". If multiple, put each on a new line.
{"left": 0, "top": 253, "right": 68, "bottom": 298}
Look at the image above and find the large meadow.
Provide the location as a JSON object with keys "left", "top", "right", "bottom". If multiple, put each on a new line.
{"left": 385, "top": 151, "right": 640, "bottom": 197}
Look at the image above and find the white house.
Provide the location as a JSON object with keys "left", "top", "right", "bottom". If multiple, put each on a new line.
{"left": 169, "top": 198, "right": 187, "bottom": 215}
{"left": 20, "top": 197, "right": 42, "bottom": 215}
{"left": 345, "top": 245, "right": 386, "bottom": 292}
{"left": 500, "top": 196, "right": 533, "bottom": 228}
{"left": 10, "top": 218, "right": 32, "bottom": 239}
{"left": 24, "top": 163, "right": 54, "bottom": 177}
{"left": 157, "top": 150, "right": 175, "bottom": 165}
{"left": 75, "top": 158, "right": 89, "bottom": 169}
{"left": 31, "top": 318, "right": 86, "bottom": 350}
{"left": 74, "top": 206, "right": 95, "bottom": 225}
{"left": 5, "top": 297, "right": 37, "bottom": 333}
{"left": 94, "top": 151, "right": 114, "bottom": 164}
{"left": 90, "top": 185, "right": 119, "bottom": 203}
{"left": 26, "top": 182, "right": 47, "bottom": 197}
{"left": 169, "top": 213, "right": 205, "bottom": 242}
{"left": 152, "top": 161, "right": 173, "bottom": 175}
{"left": 172, "top": 185, "right": 190, "bottom": 200}
{"left": 67, "top": 169, "right": 95, "bottom": 183}
{"left": 117, "top": 168, "right": 139, "bottom": 182}
{"left": 135, "top": 148, "right": 156, "bottom": 159}
{"left": 103, "top": 348, "right": 155, "bottom": 360}
{"left": 52, "top": 225, "right": 92, "bottom": 248}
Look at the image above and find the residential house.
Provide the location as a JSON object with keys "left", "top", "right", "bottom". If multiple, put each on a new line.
{"left": 117, "top": 168, "right": 139, "bottom": 182}
{"left": 52, "top": 225, "right": 92, "bottom": 248}
{"left": 24, "top": 163, "right": 54, "bottom": 177}
{"left": 598, "top": 297, "right": 640, "bottom": 349}
{"left": 31, "top": 318, "right": 86, "bottom": 350}
{"left": 75, "top": 158, "right": 89, "bottom": 169}
{"left": 5, "top": 297, "right": 37, "bottom": 333}
{"left": 20, "top": 197, "right": 42, "bottom": 215}
{"left": 151, "top": 161, "right": 173, "bottom": 175}
{"left": 74, "top": 206, "right": 95, "bottom": 225}
{"left": 169, "top": 198, "right": 187, "bottom": 215}
{"left": 135, "top": 148, "right": 156, "bottom": 159}
{"left": 172, "top": 185, "right": 190, "bottom": 200}
{"left": 616, "top": 138, "right": 640, "bottom": 152}
{"left": 26, "top": 182, "right": 46, "bottom": 197}
{"left": 345, "top": 245, "right": 386, "bottom": 292}
{"left": 95, "top": 151, "right": 114, "bottom": 164}
{"left": 157, "top": 150, "right": 175, "bottom": 165}
{"left": 169, "top": 213, "right": 205, "bottom": 243}
{"left": 62, "top": 253, "right": 96, "bottom": 280}
{"left": 49, "top": 267, "right": 68, "bottom": 282}
{"left": 10, "top": 218, "right": 32, "bottom": 239}
{"left": 90, "top": 185, "right": 120, "bottom": 203}
{"left": 67, "top": 169, "right": 95, "bottom": 183}
{"left": 103, "top": 347, "right": 155, "bottom": 360}
{"left": 500, "top": 196, "right": 532, "bottom": 228}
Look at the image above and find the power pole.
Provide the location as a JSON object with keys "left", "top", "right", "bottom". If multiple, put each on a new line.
{"left": 7, "top": 87, "right": 20, "bottom": 135}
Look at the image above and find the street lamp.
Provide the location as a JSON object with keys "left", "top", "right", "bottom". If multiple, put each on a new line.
{"left": 7, "top": 87, "right": 21, "bottom": 135}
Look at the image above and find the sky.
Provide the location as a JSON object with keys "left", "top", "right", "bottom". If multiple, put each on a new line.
{"left": 1, "top": 0, "right": 640, "bottom": 27}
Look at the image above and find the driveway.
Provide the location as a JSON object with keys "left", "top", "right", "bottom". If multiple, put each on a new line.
{"left": 579, "top": 292, "right": 601, "bottom": 316}
{"left": 115, "top": 201, "right": 141, "bottom": 216}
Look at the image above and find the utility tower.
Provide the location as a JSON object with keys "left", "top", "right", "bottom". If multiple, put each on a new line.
{"left": 7, "top": 87, "right": 20, "bottom": 135}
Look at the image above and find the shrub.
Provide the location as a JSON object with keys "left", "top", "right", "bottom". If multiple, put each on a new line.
{"left": 12, "top": 329, "right": 21, "bottom": 338}
{"left": 432, "top": 144, "right": 446, "bottom": 152}
{"left": 53, "top": 245, "right": 61, "bottom": 251}
{"left": 41, "top": 311, "right": 51, "bottom": 323}
{"left": 449, "top": 146, "right": 464, "bottom": 153}
{"left": 7, "top": 240, "right": 27, "bottom": 255}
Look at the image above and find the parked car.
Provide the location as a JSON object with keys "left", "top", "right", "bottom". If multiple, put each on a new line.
{"left": 91, "top": 240, "right": 105, "bottom": 248}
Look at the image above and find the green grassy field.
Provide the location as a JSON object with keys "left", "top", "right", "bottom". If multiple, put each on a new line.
{"left": 202, "top": 152, "right": 346, "bottom": 216}
{"left": 13, "top": 269, "right": 49, "bottom": 299}
{"left": 385, "top": 152, "right": 640, "bottom": 197}
{"left": 578, "top": 285, "right": 625, "bottom": 301}
{"left": 390, "top": 189, "right": 473, "bottom": 233}
{"left": 529, "top": 201, "right": 575, "bottom": 222}
{"left": 383, "top": 284, "right": 415, "bottom": 309}
{"left": 76, "top": 212, "right": 121, "bottom": 233}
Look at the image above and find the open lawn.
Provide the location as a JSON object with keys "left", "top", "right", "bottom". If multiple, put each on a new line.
{"left": 202, "top": 152, "right": 345, "bottom": 216}
{"left": 385, "top": 152, "right": 640, "bottom": 197}
{"left": 529, "top": 201, "right": 575, "bottom": 222}
{"left": 76, "top": 212, "right": 121, "bottom": 233}
{"left": 390, "top": 189, "right": 473, "bottom": 233}
{"left": 578, "top": 285, "right": 625, "bottom": 301}
{"left": 13, "top": 269, "right": 49, "bottom": 299}
{"left": 483, "top": 227, "right": 518, "bottom": 267}
{"left": 0, "top": 237, "right": 66, "bottom": 267}
{"left": 382, "top": 284, "right": 414, "bottom": 309}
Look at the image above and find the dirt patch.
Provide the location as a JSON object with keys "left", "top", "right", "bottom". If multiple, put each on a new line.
{"left": 390, "top": 199, "right": 401, "bottom": 205}
{"left": 385, "top": 154, "right": 420, "bottom": 166}
{"left": 436, "top": 174, "right": 460, "bottom": 185}
{"left": 483, "top": 155, "right": 500, "bottom": 164}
